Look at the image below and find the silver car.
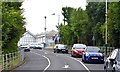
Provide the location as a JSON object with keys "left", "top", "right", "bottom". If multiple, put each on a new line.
{"left": 104, "top": 49, "right": 120, "bottom": 72}
{"left": 53, "top": 44, "right": 68, "bottom": 53}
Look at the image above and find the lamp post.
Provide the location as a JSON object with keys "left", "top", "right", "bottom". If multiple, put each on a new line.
{"left": 105, "top": 0, "right": 108, "bottom": 56}
{"left": 44, "top": 16, "right": 47, "bottom": 47}
{"left": 52, "top": 13, "right": 60, "bottom": 43}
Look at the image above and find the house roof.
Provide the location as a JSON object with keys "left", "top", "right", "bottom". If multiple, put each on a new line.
{"left": 36, "top": 30, "right": 58, "bottom": 38}
{"left": 24, "top": 30, "right": 36, "bottom": 38}
{"left": 46, "top": 30, "right": 57, "bottom": 37}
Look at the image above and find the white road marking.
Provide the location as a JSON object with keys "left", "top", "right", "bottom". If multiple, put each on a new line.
{"left": 44, "top": 52, "right": 48, "bottom": 54}
{"left": 62, "top": 65, "right": 70, "bottom": 69}
{"left": 30, "top": 52, "right": 51, "bottom": 72}
{"left": 56, "top": 54, "right": 59, "bottom": 56}
{"left": 42, "top": 55, "right": 51, "bottom": 72}
{"left": 66, "top": 56, "right": 90, "bottom": 72}
{"left": 72, "top": 58, "right": 90, "bottom": 72}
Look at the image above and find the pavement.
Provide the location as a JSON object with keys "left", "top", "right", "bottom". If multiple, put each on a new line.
{"left": 0, "top": 65, "right": 2, "bottom": 72}
{"left": 45, "top": 46, "right": 54, "bottom": 49}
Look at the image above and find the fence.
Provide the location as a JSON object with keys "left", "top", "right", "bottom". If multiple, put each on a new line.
{"left": 99, "top": 46, "right": 115, "bottom": 56}
{"left": 0, "top": 49, "right": 25, "bottom": 70}
{"left": 67, "top": 45, "right": 115, "bottom": 56}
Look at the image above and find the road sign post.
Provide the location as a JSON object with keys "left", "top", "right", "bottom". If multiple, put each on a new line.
{"left": 92, "top": 36, "right": 95, "bottom": 46}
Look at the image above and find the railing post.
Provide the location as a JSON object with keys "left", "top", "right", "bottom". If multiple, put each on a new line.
{"left": 12, "top": 53, "right": 14, "bottom": 66}
{"left": 18, "top": 51, "right": 20, "bottom": 62}
{"left": 5, "top": 54, "right": 8, "bottom": 70}
{"left": 2, "top": 54, "right": 4, "bottom": 70}
{"left": 9, "top": 53, "right": 11, "bottom": 68}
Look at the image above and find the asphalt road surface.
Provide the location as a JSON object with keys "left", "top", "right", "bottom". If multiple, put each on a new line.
{"left": 13, "top": 48, "right": 105, "bottom": 72}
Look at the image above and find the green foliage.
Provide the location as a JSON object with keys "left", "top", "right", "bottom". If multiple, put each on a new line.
{"left": 62, "top": 7, "right": 74, "bottom": 24}
{"left": 60, "top": 2, "right": 120, "bottom": 48}
{"left": 107, "top": 2, "right": 120, "bottom": 48}
{"left": 60, "top": 7, "right": 89, "bottom": 45}
{"left": 60, "top": 3, "right": 106, "bottom": 46}
{"left": 2, "top": 2, "right": 26, "bottom": 54}
{"left": 86, "top": 2, "right": 106, "bottom": 46}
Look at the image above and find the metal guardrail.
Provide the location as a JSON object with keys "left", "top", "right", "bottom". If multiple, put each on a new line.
{"left": 0, "top": 49, "right": 25, "bottom": 70}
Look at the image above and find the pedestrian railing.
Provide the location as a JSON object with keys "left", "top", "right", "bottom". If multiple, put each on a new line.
{"left": 0, "top": 49, "right": 25, "bottom": 70}
{"left": 99, "top": 46, "right": 115, "bottom": 56}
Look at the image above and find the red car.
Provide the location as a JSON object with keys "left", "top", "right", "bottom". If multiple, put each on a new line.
{"left": 71, "top": 44, "right": 86, "bottom": 57}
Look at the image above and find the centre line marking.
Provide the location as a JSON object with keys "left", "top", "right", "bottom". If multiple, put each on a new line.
{"left": 62, "top": 65, "right": 70, "bottom": 69}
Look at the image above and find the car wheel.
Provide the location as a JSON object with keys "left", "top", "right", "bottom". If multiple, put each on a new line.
{"left": 71, "top": 53, "right": 74, "bottom": 57}
{"left": 82, "top": 59, "right": 84, "bottom": 62}
{"left": 56, "top": 50, "right": 59, "bottom": 53}
{"left": 83, "top": 58, "right": 86, "bottom": 63}
{"left": 101, "top": 61, "right": 104, "bottom": 64}
{"left": 112, "top": 67, "right": 116, "bottom": 72}
{"left": 104, "top": 65, "right": 109, "bottom": 72}
{"left": 54, "top": 50, "right": 56, "bottom": 53}
{"left": 66, "top": 50, "right": 68, "bottom": 54}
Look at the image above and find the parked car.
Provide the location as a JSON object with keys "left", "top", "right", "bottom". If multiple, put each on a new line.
{"left": 104, "top": 49, "right": 120, "bottom": 72}
{"left": 82, "top": 46, "right": 104, "bottom": 63}
{"left": 20, "top": 45, "right": 30, "bottom": 52}
{"left": 71, "top": 44, "right": 86, "bottom": 57}
{"left": 30, "top": 43, "right": 43, "bottom": 49}
{"left": 53, "top": 44, "right": 68, "bottom": 53}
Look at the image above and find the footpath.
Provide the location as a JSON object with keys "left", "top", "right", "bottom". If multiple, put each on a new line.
{"left": 0, "top": 65, "right": 2, "bottom": 72}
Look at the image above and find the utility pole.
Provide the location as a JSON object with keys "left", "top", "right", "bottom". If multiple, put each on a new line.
{"left": 52, "top": 13, "right": 60, "bottom": 43}
{"left": 58, "top": 15, "right": 60, "bottom": 43}
{"left": 105, "top": 0, "right": 108, "bottom": 56}
{"left": 44, "top": 16, "right": 47, "bottom": 47}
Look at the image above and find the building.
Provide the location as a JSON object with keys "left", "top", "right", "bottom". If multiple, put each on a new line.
{"left": 18, "top": 31, "right": 36, "bottom": 46}
{"left": 36, "top": 30, "right": 58, "bottom": 46}
{"left": 18, "top": 30, "right": 58, "bottom": 47}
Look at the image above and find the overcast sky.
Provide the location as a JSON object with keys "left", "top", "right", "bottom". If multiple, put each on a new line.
{"left": 21, "top": 0, "right": 87, "bottom": 35}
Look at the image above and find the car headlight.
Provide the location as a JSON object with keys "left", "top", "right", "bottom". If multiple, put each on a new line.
{"left": 74, "top": 50, "right": 78, "bottom": 53}
{"left": 86, "top": 53, "right": 89, "bottom": 56}
{"left": 99, "top": 53, "right": 103, "bottom": 56}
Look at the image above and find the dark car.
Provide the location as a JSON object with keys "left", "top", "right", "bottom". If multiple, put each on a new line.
{"left": 30, "top": 43, "right": 43, "bottom": 49}
{"left": 82, "top": 46, "right": 104, "bottom": 63}
{"left": 20, "top": 45, "right": 30, "bottom": 52}
{"left": 53, "top": 44, "right": 68, "bottom": 53}
{"left": 104, "top": 49, "right": 120, "bottom": 72}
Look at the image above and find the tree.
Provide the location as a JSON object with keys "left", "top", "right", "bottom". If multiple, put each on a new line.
{"left": 107, "top": 2, "right": 120, "bottom": 48}
{"left": 62, "top": 7, "right": 74, "bottom": 24}
{"left": 70, "top": 8, "right": 89, "bottom": 44}
{"left": 60, "top": 7, "right": 89, "bottom": 45}
{"left": 2, "top": 2, "right": 26, "bottom": 54}
{"left": 86, "top": 2, "right": 106, "bottom": 46}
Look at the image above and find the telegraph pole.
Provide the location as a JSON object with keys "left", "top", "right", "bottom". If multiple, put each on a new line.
{"left": 105, "top": 0, "right": 108, "bottom": 56}
{"left": 44, "top": 16, "right": 47, "bottom": 47}
{"left": 52, "top": 13, "right": 60, "bottom": 43}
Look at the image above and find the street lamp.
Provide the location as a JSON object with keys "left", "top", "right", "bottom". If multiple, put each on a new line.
{"left": 44, "top": 16, "right": 47, "bottom": 47}
{"left": 105, "top": 0, "right": 108, "bottom": 56}
{"left": 52, "top": 13, "right": 60, "bottom": 43}
{"left": 52, "top": 13, "right": 60, "bottom": 26}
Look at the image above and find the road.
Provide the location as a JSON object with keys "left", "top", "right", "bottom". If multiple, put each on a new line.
{"left": 13, "top": 49, "right": 105, "bottom": 72}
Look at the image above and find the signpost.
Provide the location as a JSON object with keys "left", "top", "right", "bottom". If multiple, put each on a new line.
{"left": 92, "top": 36, "right": 95, "bottom": 46}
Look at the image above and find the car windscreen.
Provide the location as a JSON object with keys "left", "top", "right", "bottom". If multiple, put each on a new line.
{"left": 118, "top": 50, "right": 120, "bottom": 61}
{"left": 74, "top": 45, "right": 85, "bottom": 49}
{"left": 86, "top": 47, "right": 100, "bottom": 52}
{"left": 58, "top": 45, "right": 66, "bottom": 49}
